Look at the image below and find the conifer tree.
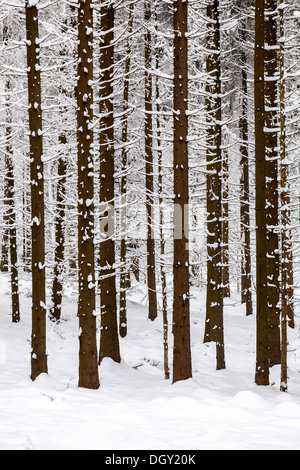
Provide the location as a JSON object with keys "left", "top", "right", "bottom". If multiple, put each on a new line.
{"left": 50, "top": 151, "right": 67, "bottom": 323}
{"left": 279, "top": 0, "right": 294, "bottom": 336}
{"left": 99, "top": 0, "right": 120, "bottom": 365}
{"left": 119, "top": 0, "right": 135, "bottom": 339}
{"left": 2, "top": 23, "right": 20, "bottom": 323}
{"left": 50, "top": 6, "right": 76, "bottom": 323}
{"left": 265, "top": 0, "right": 281, "bottom": 367}
{"left": 240, "top": 88, "right": 253, "bottom": 316}
{"left": 204, "top": 0, "right": 225, "bottom": 371}
{"left": 4, "top": 76, "right": 20, "bottom": 324}
{"left": 145, "top": 0, "right": 158, "bottom": 322}
{"left": 155, "top": 0, "right": 169, "bottom": 380}
{"left": 239, "top": 13, "right": 253, "bottom": 317}
{"left": 173, "top": 0, "right": 192, "bottom": 384}
{"left": 255, "top": 0, "right": 269, "bottom": 386}
{"left": 77, "top": 0, "right": 99, "bottom": 389}
{"left": 279, "top": 0, "right": 292, "bottom": 392}
{"left": 222, "top": 144, "right": 230, "bottom": 299}
{"left": 25, "top": 0, "right": 48, "bottom": 380}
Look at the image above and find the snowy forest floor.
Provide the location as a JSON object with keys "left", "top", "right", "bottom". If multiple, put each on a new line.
{"left": 1, "top": 273, "right": 300, "bottom": 450}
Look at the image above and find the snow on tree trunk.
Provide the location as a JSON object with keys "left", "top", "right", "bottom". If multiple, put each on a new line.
{"left": 204, "top": 0, "right": 225, "bottom": 371}
{"left": 144, "top": 0, "right": 158, "bottom": 322}
{"left": 255, "top": 0, "right": 269, "bottom": 387}
{"left": 172, "top": 0, "right": 192, "bottom": 384}
{"left": 25, "top": 0, "right": 48, "bottom": 380}
{"left": 264, "top": 0, "right": 281, "bottom": 368}
{"left": 99, "top": 1, "right": 121, "bottom": 366}
{"left": 77, "top": 0, "right": 99, "bottom": 390}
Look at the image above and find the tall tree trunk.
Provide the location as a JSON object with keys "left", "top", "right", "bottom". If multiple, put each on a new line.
{"left": 255, "top": 0, "right": 269, "bottom": 386}
{"left": 22, "top": 165, "right": 31, "bottom": 273}
{"left": 279, "top": 5, "right": 294, "bottom": 333}
{"left": 77, "top": 0, "right": 99, "bottom": 390}
{"left": 155, "top": 3, "right": 169, "bottom": 380}
{"left": 25, "top": 1, "right": 48, "bottom": 380}
{"left": 240, "top": 43, "right": 253, "bottom": 317}
{"left": 50, "top": 7, "right": 75, "bottom": 324}
{"left": 145, "top": 0, "right": 158, "bottom": 322}
{"left": 279, "top": 0, "right": 292, "bottom": 392}
{"left": 173, "top": 0, "right": 192, "bottom": 384}
{"left": 4, "top": 71, "right": 20, "bottom": 323}
{"left": 119, "top": 1, "right": 134, "bottom": 339}
{"left": 1, "top": 92, "right": 10, "bottom": 275}
{"left": 222, "top": 145, "right": 230, "bottom": 298}
{"left": 50, "top": 148, "right": 67, "bottom": 323}
{"left": 265, "top": 0, "right": 281, "bottom": 368}
{"left": 204, "top": 0, "right": 225, "bottom": 371}
{"left": 99, "top": 1, "right": 121, "bottom": 365}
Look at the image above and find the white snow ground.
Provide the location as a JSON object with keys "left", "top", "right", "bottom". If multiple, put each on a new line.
{"left": 1, "top": 273, "right": 300, "bottom": 450}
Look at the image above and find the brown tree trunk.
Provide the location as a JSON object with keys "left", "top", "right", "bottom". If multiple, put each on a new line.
{"left": 172, "top": 0, "right": 192, "bottom": 384}
{"left": 99, "top": 1, "right": 121, "bottom": 365}
{"left": 279, "top": 0, "right": 294, "bottom": 332}
{"left": 1, "top": 80, "right": 10, "bottom": 277}
{"left": 3, "top": 70, "right": 20, "bottom": 323}
{"left": 77, "top": 0, "right": 99, "bottom": 389}
{"left": 0, "top": 228, "right": 9, "bottom": 273}
{"left": 265, "top": 0, "right": 281, "bottom": 368}
{"left": 119, "top": 1, "right": 134, "bottom": 339}
{"left": 155, "top": 3, "right": 169, "bottom": 380}
{"left": 50, "top": 7, "right": 75, "bottom": 323}
{"left": 255, "top": 0, "right": 269, "bottom": 386}
{"left": 25, "top": 1, "right": 48, "bottom": 380}
{"left": 22, "top": 165, "right": 31, "bottom": 273}
{"left": 240, "top": 38, "right": 253, "bottom": 317}
{"left": 50, "top": 147, "right": 67, "bottom": 323}
{"left": 279, "top": 0, "right": 291, "bottom": 392}
{"left": 128, "top": 240, "right": 140, "bottom": 283}
{"left": 222, "top": 146, "right": 230, "bottom": 298}
{"left": 204, "top": 0, "right": 225, "bottom": 371}
{"left": 145, "top": 0, "right": 158, "bottom": 322}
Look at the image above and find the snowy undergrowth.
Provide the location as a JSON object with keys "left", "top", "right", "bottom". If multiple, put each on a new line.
{"left": 0, "top": 273, "right": 300, "bottom": 450}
